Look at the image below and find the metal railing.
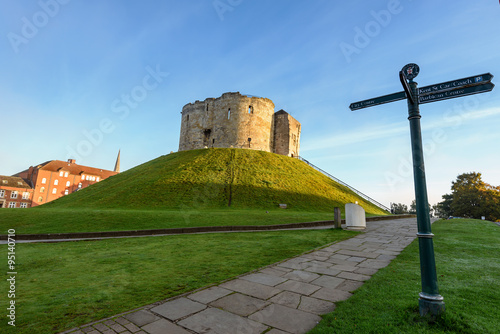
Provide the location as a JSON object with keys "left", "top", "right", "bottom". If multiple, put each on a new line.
{"left": 296, "top": 156, "right": 391, "bottom": 212}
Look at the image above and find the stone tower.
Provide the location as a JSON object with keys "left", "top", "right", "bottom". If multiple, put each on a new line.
{"left": 178, "top": 92, "right": 300, "bottom": 157}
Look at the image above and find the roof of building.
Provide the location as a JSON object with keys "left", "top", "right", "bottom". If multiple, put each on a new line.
{"left": 14, "top": 160, "right": 118, "bottom": 179}
{"left": 0, "top": 175, "right": 32, "bottom": 189}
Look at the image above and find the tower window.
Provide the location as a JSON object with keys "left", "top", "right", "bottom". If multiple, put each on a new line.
{"left": 228, "top": 108, "right": 231, "bottom": 119}
{"left": 248, "top": 106, "right": 253, "bottom": 114}
{"left": 186, "top": 115, "right": 189, "bottom": 122}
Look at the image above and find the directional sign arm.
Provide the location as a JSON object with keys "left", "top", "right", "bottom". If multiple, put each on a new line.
{"left": 349, "top": 91, "right": 406, "bottom": 111}
{"left": 419, "top": 82, "right": 494, "bottom": 104}
{"left": 418, "top": 73, "right": 494, "bottom": 96}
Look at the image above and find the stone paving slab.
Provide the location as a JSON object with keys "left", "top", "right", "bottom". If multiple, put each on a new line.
{"left": 210, "top": 292, "right": 270, "bottom": 316}
{"left": 124, "top": 310, "right": 160, "bottom": 327}
{"left": 310, "top": 275, "right": 345, "bottom": 289}
{"left": 266, "top": 329, "right": 291, "bottom": 334}
{"left": 150, "top": 297, "right": 206, "bottom": 321}
{"left": 282, "top": 269, "right": 320, "bottom": 283}
{"left": 240, "top": 272, "right": 288, "bottom": 286}
{"left": 61, "top": 217, "right": 424, "bottom": 334}
{"left": 179, "top": 307, "right": 268, "bottom": 334}
{"left": 219, "top": 279, "right": 282, "bottom": 299}
{"left": 275, "top": 279, "right": 322, "bottom": 295}
{"left": 187, "top": 286, "right": 233, "bottom": 304}
{"left": 249, "top": 304, "right": 321, "bottom": 334}
{"left": 298, "top": 296, "right": 336, "bottom": 315}
{"left": 310, "top": 287, "right": 353, "bottom": 303}
{"left": 269, "top": 291, "right": 302, "bottom": 308}
{"left": 336, "top": 279, "right": 364, "bottom": 292}
{"left": 141, "top": 319, "right": 191, "bottom": 334}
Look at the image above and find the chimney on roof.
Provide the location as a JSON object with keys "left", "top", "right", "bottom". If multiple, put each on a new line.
{"left": 68, "top": 159, "right": 76, "bottom": 164}
{"left": 114, "top": 150, "right": 121, "bottom": 173}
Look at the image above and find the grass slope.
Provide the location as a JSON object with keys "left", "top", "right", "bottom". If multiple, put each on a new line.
{"left": 43, "top": 148, "right": 387, "bottom": 214}
{"left": 309, "top": 219, "right": 500, "bottom": 334}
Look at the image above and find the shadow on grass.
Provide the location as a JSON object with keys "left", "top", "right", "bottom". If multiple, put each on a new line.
{"left": 403, "top": 305, "right": 474, "bottom": 333}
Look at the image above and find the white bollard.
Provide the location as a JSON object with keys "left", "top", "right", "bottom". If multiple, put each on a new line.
{"left": 345, "top": 203, "right": 366, "bottom": 230}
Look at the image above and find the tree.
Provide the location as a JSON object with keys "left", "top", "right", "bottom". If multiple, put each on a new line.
{"left": 451, "top": 172, "right": 485, "bottom": 219}
{"left": 440, "top": 172, "right": 500, "bottom": 221}
{"left": 391, "top": 203, "right": 408, "bottom": 214}
{"left": 435, "top": 194, "right": 453, "bottom": 218}
{"left": 409, "top": 200, "right": 417, "bottom": 214}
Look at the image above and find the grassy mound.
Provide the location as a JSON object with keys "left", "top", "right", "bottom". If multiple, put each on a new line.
{"left": 43, "top": 148, "right": 387, "bottom": 215}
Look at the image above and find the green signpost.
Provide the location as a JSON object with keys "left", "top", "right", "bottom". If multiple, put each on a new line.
{"left": 349, "top": 64, "right": 495, "bottom": 318}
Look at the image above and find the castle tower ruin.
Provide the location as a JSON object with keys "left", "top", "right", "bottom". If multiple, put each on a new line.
{"left": 178, "top": 92, "right": 300, "bottom": 157}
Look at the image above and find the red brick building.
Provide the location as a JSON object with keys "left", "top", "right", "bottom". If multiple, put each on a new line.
{"left": 0, "top": 176, "right": 34, "bottom": 208}
{"left": 13, "top": 158, "right": 119, "bottom": 207}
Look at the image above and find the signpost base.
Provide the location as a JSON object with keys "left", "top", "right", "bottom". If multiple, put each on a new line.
{"left": 419, "top": 296, "right": 446, "bottom": 319}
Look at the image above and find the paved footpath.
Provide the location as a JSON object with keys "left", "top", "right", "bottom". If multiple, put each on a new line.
{"left": 61, "top": 217, "right": 428, "bottom": 334}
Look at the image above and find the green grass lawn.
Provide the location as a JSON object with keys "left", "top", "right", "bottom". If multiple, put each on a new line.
{"left": 0, "top": 208, "right": 365, "bottom": 234}
{"left": 0, "top": 228, "right": 358, "bottom": 334}
{"left": 309, "top": 219, "right": 500, "bottom": 334}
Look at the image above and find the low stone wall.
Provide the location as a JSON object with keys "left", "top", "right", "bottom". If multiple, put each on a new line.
{"left": 0, "top": 215, "right": 416, "bottom": 241}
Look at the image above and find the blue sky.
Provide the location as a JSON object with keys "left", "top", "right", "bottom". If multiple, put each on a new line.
{"left": 1, "top": 0, "right": 499, "bottom": 207}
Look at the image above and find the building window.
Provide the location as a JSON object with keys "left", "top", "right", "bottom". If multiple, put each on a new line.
{"left": 64, "top": 190, "right": 69, "bottom": 195}
{"left": 64, "top": 172, "right": 68, "bottom": 177}
{"left": 96, "top": 177, "right": 100, "bottom": 182}
{"left": 2, "top": 180, "right": 7, "bottom": 184}
{"left": 249, "top": 106, "right": 253, "bottom": 114}
{"left": 42, "top": 178, "right": 47, "bottom": 184}
{"left": 22, "top": 192, "right": 29, "bottom": 199}
{"left": 92, "top": 176, "right": 96, "bottom": 181}
{"left": 40, "top": 187, "right": 45, "bottom": 193}
{"left": 8, "top": 202, "right": 16, "bottom": 208}
{"left": 81, "top": 174, "right": 85, "bottom": 180}
{"left": 66, "top": 181, "right": 70, "bottom": 187}
{"left": 0, "top": 190, "right": 4, "bottom": 197}
{"left": 38, "top": 196, "right": 43, "bottom": 202}
{"left": 20, "top": 203, "right": 28, "bottom": 208}
{"left": 18, "top": 181, "right": 23, "bottom": 186}
{"left": 52, "top": 188, "right": 57, "bottom": 194}
{"left": 78, "top": 183, "right": 82, "bottom": 188}
{"left": 228, "top": 108, "right": 231, "bottom": 119}
{"left": 54, "top": 179, "right": 59, "bottom": 185}
{"left": 59, "top": 171, "right": 64, "bottom": 177}
{"left": 186, "top": 115, "right": 190, "bottom": 122}
{"left": 11, "top": 191, "right": 18, "bottom": 199}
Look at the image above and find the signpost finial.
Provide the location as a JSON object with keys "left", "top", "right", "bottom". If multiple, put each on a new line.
{"left": 401, "top": 63, "right": 420, "bottom": 82}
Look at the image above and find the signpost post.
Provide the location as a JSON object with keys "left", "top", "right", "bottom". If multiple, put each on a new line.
{"left": 349, "top": 65, "right": 495, "bottom": 318}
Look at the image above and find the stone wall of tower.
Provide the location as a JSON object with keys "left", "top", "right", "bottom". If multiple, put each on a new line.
{"left": 273, "top": 110, "right": 301, "bottom": 157}
{"left": 179, "top": 92, "right": 275, "bottom": 152}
